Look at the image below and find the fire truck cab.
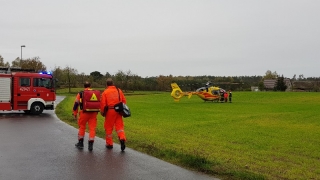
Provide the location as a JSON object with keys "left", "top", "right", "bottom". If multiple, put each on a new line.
{"left": 0, "top": 67, "right": 56, "bottom": 115}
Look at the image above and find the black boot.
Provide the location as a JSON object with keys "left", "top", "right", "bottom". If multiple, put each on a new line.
{"left": 106, "top": 145, "right": 113, "bottom": 149}
{"left": 88, "top": 140, "right": 94, "bottom": 151}
{"left": 120, "top": 139, "right": 126, "bottom": 151}
{"left": 75, "top": 138, "right": 84, "bottom": 149}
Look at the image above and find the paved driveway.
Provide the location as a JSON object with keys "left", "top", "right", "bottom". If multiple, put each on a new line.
{"left": 0, "top": 96, "right": 218, "bottom": 180}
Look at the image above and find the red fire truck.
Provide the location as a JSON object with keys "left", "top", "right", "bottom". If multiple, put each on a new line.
{"left": 0, "top": 67, "right": 56, "bottom": 115}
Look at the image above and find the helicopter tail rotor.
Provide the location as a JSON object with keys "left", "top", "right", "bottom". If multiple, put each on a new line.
{"left": 171, "top": 83, "right": 192, "bottom": 102}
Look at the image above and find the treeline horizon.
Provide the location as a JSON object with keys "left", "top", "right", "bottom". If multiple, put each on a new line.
{"left": 1, "top": 55, "right": 319, "bottom": 92}
{"left": 53, "top": 67, "right": 320, "bottom": 92}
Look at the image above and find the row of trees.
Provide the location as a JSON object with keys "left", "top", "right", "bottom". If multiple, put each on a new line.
{"left": 1, "top": 55, "right": 319, "bottom": 92}
{"left": 0, "top": 56, "right": 46, "bottom": 71}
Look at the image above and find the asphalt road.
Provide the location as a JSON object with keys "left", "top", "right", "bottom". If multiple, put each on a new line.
{"left": 0, "top": 96, "right": 219, "bottom": 180}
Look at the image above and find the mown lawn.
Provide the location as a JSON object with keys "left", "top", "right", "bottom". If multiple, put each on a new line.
{"left": 55, "top": 90, "right": 320, "bottom": 180}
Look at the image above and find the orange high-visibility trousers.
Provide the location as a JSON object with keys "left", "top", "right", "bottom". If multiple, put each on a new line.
{"left": 104, "top": 109, "right": 126, "bottom": 146}
{"left": 78, "top": 111, "right": 98, "bottom": 140}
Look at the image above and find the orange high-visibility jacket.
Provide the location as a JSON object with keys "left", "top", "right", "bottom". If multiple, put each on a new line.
{"left": 100, "top": 86, "right": 126, "bottom": 114}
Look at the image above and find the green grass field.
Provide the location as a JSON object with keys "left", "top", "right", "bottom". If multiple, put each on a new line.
{"left": 55, "top": 90, "right": 320, "bottom": 180}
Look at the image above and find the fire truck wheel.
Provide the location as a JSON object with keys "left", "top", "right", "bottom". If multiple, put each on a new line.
{"left": 30, "top": 102, "right": 44, "bottom": 115}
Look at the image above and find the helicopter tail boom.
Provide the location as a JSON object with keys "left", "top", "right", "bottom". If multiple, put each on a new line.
{"left": 171, "top": 83, "right": 193, "bottom": 102}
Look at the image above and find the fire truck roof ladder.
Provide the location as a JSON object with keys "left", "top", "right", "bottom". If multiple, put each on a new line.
{"left": 0, "top": 67, "right": 36, "bottom": 73}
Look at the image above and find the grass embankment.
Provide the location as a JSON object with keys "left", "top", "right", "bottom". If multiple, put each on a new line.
{"left": 55, "top": 89, "right": 320, "bottom": 180}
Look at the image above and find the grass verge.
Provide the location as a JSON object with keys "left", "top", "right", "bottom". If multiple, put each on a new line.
{"left": 55, "top": 90, "right": 320, "bottom": 180}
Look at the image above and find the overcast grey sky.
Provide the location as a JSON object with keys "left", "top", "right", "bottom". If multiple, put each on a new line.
{"left": 1, "top": 0, "right": 319, "bottom": 78}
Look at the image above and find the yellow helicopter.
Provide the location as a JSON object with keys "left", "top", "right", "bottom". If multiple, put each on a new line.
{"left": 171, "top": 82, "right": 227, "bottom": 102}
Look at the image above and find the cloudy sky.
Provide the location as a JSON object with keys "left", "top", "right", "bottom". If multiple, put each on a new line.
{"left": 1, "top": 0, "right": 319, "bottom": 78}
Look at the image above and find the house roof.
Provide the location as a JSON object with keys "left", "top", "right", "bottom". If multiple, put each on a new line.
{"left": 264, "top": 78, "right": 292, "bottom": 89}
{"left": 264, "top": 79, "right": 276, "bottom": 89}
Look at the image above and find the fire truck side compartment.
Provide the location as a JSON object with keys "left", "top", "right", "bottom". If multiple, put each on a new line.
{"left": 0, "top": 76, "right": 12, "bottom": 110}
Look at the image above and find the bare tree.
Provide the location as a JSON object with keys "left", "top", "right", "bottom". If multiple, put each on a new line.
{"left": 63, "top": 66, "right": 78, "bottom": 93}
{"left": 114, "top": 70, "right": 126, "bottom": 89}
{"left": 0, "top": 55, "right": 4, "bottom": 66}
{"left": 0, "top": 55, "right": 10, "bottom": 67}
{"left": 11, "top": 57, "right": 46, "bottom": 72}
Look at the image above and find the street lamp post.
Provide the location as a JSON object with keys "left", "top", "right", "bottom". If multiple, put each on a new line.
{"left": 21, "top": 45, "right": 25, "bottom": 67}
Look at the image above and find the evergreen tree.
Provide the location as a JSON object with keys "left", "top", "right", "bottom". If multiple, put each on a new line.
{"left": 274, "top": 75, "right": 287, "bottom": 91}
{"left": 258, "top": 81, "right": 264, "bottom": 91}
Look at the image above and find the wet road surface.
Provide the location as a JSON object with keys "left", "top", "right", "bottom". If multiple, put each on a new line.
{"left": 0, "top": 96, "right": 219, "bottom": 180}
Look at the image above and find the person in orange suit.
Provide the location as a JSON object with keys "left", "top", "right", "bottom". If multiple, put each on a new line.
{"left": 100, "top": 78, "right": 127, "bottom": 151}
{"left": 224, "top": 91, "right": 228, "bottom": 103}
{"left": 73, "top": 81, "right": 98, "bottom": 151}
